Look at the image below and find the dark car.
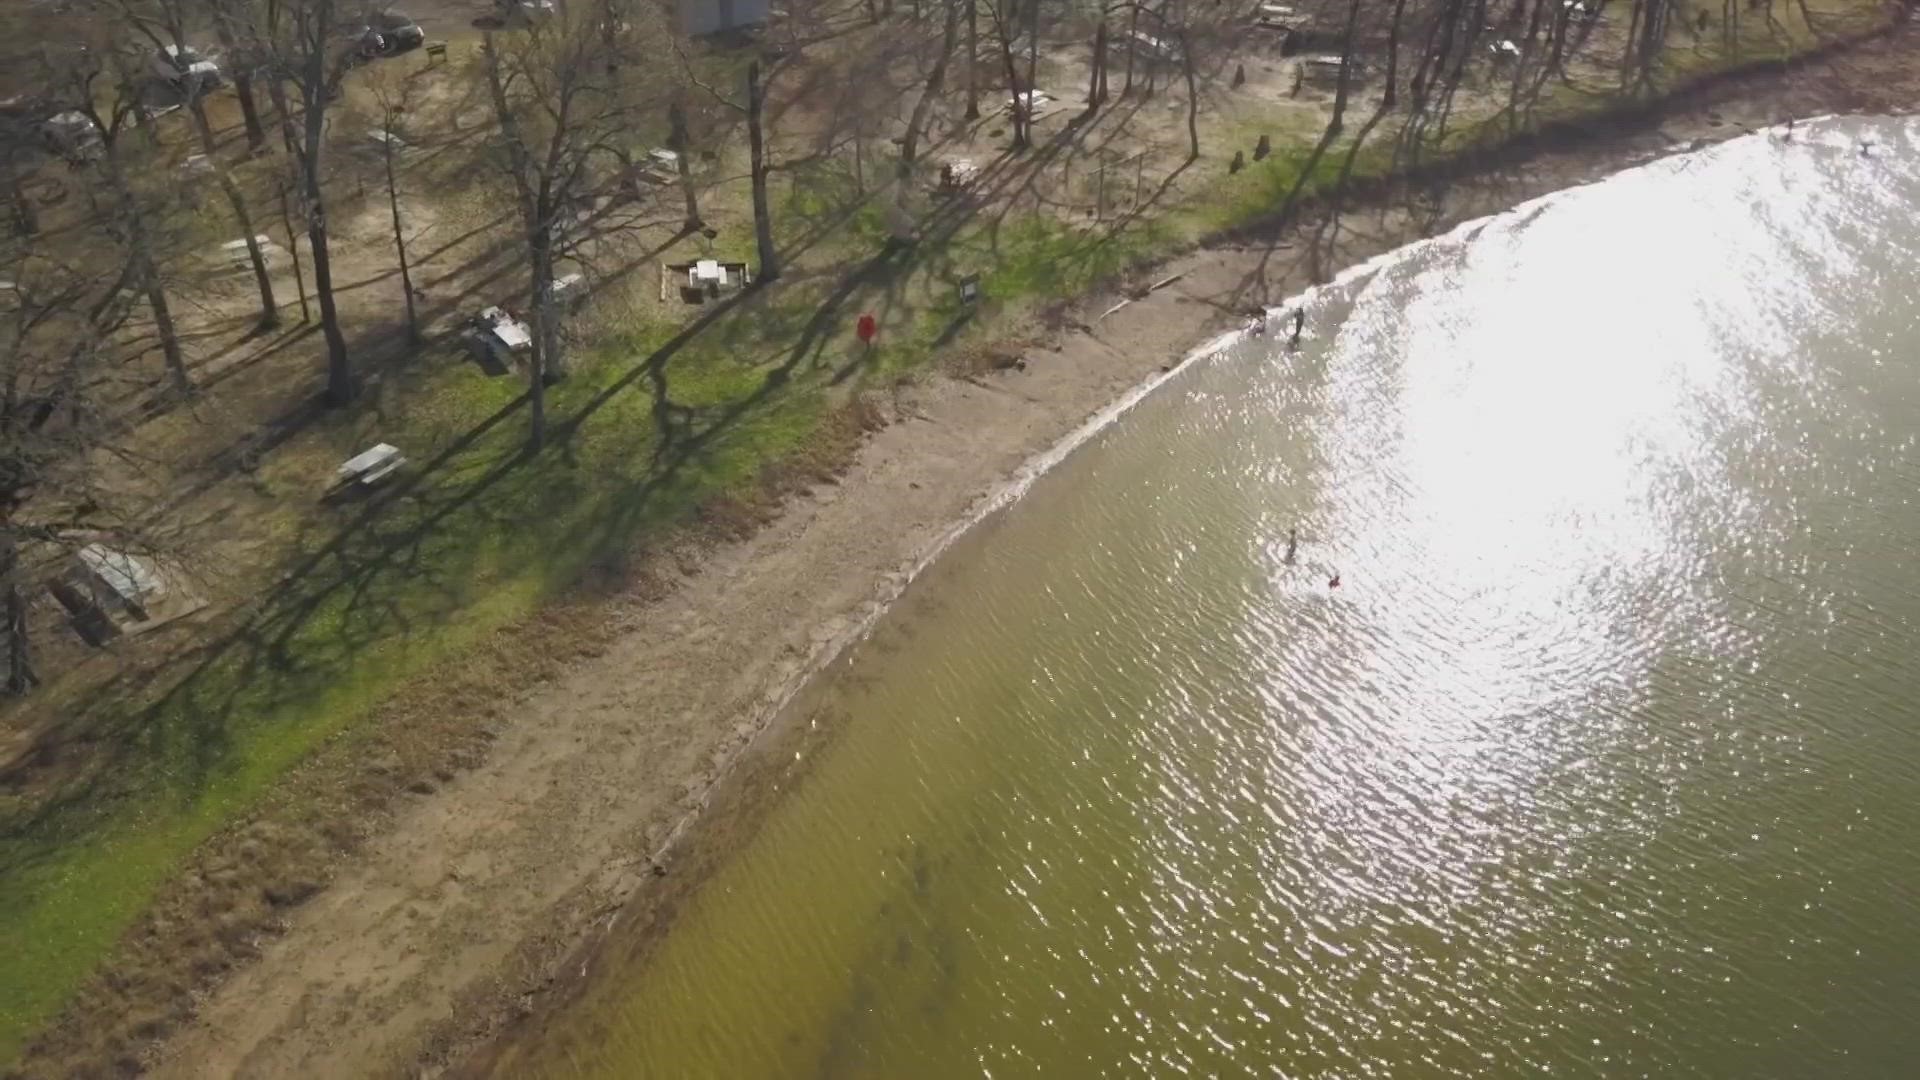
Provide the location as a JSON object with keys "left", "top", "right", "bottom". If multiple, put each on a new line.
{"left": 357, "top": 11, "right": 425, "bottom": 59}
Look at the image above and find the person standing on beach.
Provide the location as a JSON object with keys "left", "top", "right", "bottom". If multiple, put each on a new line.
{"left": 1290, "top": 309, "right": 1305, "bottom": 347}
{"left": 1284, "top": 527, "right": 1299, "bottom": 564}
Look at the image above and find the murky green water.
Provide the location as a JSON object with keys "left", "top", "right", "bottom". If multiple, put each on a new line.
{"left": 486, "top": 116, "right": 1920, "bottom": 1078}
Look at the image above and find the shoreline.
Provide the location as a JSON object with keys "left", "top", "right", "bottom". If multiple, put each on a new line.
{"left": 20, "top": 18, "right": 1915, "bottom": 1078}
{"left": 451, "top": 107, "right": 1920, "bottom": 1078}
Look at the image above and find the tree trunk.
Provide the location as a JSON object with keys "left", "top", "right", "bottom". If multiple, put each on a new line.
{"left": 211, "top": 0, "right": 267, "bottom": 152}
{"left": 305, "top": 177, "right": 352, "bottom": 404}
{"left": 9, "top": 173, "right": 37, "bottom": 236}
{"left": 98, "top": 63, "right": 191, "bottom": 395}
{"left": 1023, "top": 0, "right": 1039, "bottom": 135}
{"left": 277, "top": 76, "right": 351, "bottom": 404}
{"left": 746, "top": 61, "right": 779, "bottom": 282}
{"left": 264, "top": 77, "right": 313, "bottom": 320}
{"left": 188, "top": 92, "right": 276, "bottom": 327}
{"left": 233, "top": 73, "right": 268, "bottom": 153}
{"left": 3, "top": 537, "right": 36, "bottom": 695}
{"left": 901, "top": 1, "right": 962, "bottom": 175}
{"left": 1086, "top": 20, "right": 1107, "bottom": 113}
{"left": 669, "top": 102, "right": 701, "bottom": 228}
{"left": 143, "top": 269, "right": 190, "bottom": 395}
{"left": 1181, "top": 30, "right": 1199, "bottom": 161}
{"left": 1123, "top": 5, "right": 1139, "bottom": 94}
{"left": 527, "top": 230, "right": 551, "bottom": 450}
{"left": 995, "top": 5, "right": 1027, "bottom": 148}
{"left": 384, "top": 129, "right": 419, "bottom": 346}
{"left": 965, "top": 0, "right": 980, "bottom": 119}
{"left": 601, "top": 3, "right": 645, "bottom": 202}
{"left": 277, "top": 177, "right": 310, "bottom": 323}
{"left": 101, "top": 136, "right": 190, "bottom": 395}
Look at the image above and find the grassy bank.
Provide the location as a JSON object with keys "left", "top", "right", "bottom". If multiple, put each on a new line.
{"left": 0, "top": 1, "right": 1894, "bottom": 1067}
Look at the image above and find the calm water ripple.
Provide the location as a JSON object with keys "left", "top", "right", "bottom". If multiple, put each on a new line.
{"left": 488, "top": 114, "right": 1920, "bottom": 1078}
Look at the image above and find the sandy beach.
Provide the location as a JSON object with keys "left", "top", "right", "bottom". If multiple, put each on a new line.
{"left": 13, "top": 19, "right": 1912, "bottom": 1079}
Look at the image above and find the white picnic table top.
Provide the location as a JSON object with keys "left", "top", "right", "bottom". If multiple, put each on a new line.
{"left": 78, "top": 544, "right": 164, "bottom": 604}
{"left": 477, "top": 306, "right": 533, "bottom": 349}
{"left": 338, "top": 443, "right": 401, "bottom": 480}
{"left": 693, "top": 259, "right": 725, "bottom": 282}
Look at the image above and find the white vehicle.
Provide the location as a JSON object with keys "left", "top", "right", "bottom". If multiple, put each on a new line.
{"left": 1126, "top": 30, "right": 1182, "bottom": 63}
{"left": 151, "top": 44, "right": 222, "bottom": 91}
{"left": 498, "top": 0, "right": 557, "bottom": 24}
{"left": 39, "top": 110, "right": 103, "bottom": 161}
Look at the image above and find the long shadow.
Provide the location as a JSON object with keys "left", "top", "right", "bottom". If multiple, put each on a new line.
{"left": 5, "top": 86, "right": 1174, "bottom": 867}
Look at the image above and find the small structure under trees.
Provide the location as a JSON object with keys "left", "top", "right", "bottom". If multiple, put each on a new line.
{"left": 51, "top": 545, "right": 204, "bottom": 644}
{"left": 675, "top": 0, "right": 771, "bottom": 37}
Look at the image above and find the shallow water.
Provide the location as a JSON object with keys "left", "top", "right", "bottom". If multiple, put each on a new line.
{"left": 488, "top": 115, "right": 1920, "bottom": 1078}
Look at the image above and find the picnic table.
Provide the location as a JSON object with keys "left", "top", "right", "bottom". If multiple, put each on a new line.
{"left": 635, "top": 147, "right": 680, "bottom": 185}
{"left": 218, "top": 234, "right": 280, "bottom": 271}
{"left": 937, "top": 158, "right": 979, "bottom": 192}
{"left": 661, "top": 259, "right": 752, "bottom": 303}
{"left": 1006, "top": 90, "right": 1055, "bottom": 121}
{"left": 77, "top": 544, "right": 164, "bottom": 611}
{"left": 336, "top": 443, "right": 406, "bottom": 489}
{"left": 548, "top": 272, "right": 586, "bottom": 306}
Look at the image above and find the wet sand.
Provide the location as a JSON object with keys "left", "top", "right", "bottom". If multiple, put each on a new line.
{"left": 130, "top": 26, "right": 1920, "bottom": 1080}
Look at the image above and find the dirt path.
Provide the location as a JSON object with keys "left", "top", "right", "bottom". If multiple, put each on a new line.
{"left": 140, "top": 25, "right": 1920, "bottom": 1079}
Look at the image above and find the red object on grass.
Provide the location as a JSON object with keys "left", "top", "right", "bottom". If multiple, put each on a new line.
{"left": 856, "top": 313, "right": 877, "bottom": 345}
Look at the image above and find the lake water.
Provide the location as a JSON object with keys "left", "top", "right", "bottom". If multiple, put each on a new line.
{"left": 482, "top": 115, "right": 1920, "bottom": 1078}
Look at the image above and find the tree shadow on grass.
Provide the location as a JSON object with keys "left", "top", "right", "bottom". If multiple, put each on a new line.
{"left": 0, "top": 96, "right": 1203, "bottom": 893}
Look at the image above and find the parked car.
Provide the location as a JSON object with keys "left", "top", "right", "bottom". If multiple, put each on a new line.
{"left": 356, "top": 10, "right": 425, "bottom": 59}
{"left": 498, "top": 0, "right": 556, "bottom": 25}
{"left": 150, "top": 43, "right": 223, "bottom": 92}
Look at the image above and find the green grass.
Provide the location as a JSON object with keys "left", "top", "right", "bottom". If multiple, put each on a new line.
{"left": 0, "top": 0, "right": 1895, "bottom": 1063}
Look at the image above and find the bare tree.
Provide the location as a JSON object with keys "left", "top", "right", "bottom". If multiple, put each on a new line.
{"left": 745, "top": 59, "right": 779, "bottom": 281}
{"left": 209, "top": 0, "right": 270, "bottom": 152}
{"left": 667, "top": 98, "right": 703, "bottom": 230}
{"left": 240, "top": 0, "right": 359, "bottom": 405}
{"left": 984, "top": 0, "right": 1029, "bottom": 148}
{"left": 901, "top": 0, "right": 964, "bottom": 176}
{"left": 48, "top": 41, "right": 193, "bottom": 397}
{"left": 965, "top": 0, "right": 981, "bottom": 120}
{"left": 482, "top": 12, "right": 630, "bottom": 448}
{"left": 114, "top": 0, "right": 279, "bottom": 329}
{"left": 0, "top": 248, "right": 175, "bottom": 693}
{"left": 365, "top": 73, "right": 421, "bottom": 347}
{"left": 1122, "top": 0, "right": 1140, "bottom": 95}
{"left": 1085, "top": 14, "right": 1110, "bottom": 116}
{"left": 1180, "top": 28, "right": 1199, "bottom": 160}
